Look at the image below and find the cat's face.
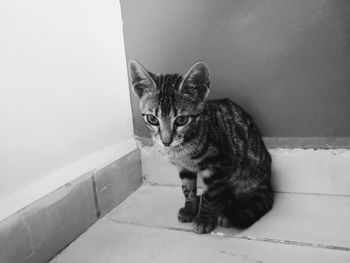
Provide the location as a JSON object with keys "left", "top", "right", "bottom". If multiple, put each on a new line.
{"left": 129, "top": 60, "right": 210, "bottom": 148}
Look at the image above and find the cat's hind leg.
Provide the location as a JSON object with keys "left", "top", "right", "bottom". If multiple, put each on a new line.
{"left": 217, "top": 196, "right": 233, "bottom": 228}
{"left": 229, "top": 185, "right": 274, "bottom": 228}
{"left": 217, "top": 214, "right": 232, "bottom": 228}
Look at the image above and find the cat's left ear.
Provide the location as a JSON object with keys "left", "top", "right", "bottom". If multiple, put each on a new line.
{"left": 179, "top": 61, "right": 210, "bottom": 101}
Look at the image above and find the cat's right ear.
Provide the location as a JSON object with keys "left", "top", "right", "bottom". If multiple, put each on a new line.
{"left": 129, "top": 60, "right": 156, "bottom": 99}
{"left": 179, "top": 61, "right": 210, "bottom": 101}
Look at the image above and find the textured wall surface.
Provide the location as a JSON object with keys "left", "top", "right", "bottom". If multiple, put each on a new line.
{"left": 121, "top": 0, "right": 350, "bottom": 143}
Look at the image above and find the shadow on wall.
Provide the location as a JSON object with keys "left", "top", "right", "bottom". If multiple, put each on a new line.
{"left": 121, "top": 0, "right": 350, "bottom": 139}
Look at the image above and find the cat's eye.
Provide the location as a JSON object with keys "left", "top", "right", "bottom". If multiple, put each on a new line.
{"left": 146, "top": 114, "right": 159, "bottom": 126}
{"left": 175, "top": 116, "right": 189, "bottom": 126}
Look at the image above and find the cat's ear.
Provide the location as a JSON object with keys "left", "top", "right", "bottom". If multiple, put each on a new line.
{"left": 179, "top": 61, "right": 210, "bottom": 101}
{"left": 129, "top": 60, "right": 157, "bottom": 99}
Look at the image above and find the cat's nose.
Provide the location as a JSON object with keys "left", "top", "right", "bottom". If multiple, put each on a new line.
{"left": 163, "top": 141, "right": 171, "bottom": 147}
{"left": 161, "top": 133, "right": 173, "bottom": 147}
{"left": 160, "top": 122, "right": 173, "bottom": 146}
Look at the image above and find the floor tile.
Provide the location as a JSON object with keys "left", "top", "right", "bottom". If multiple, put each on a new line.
{"left": 107, "top": 185, "right": 350, "bottom": 249}
{"left": 51, "top": 219, "right": 350, "bottom": 263}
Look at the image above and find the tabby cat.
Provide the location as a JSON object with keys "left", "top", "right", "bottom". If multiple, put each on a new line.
{"left": 129, "top": 60, "right": 274, "bottom": 234}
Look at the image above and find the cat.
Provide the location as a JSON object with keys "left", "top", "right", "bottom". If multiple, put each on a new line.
{"left": 129, "top": 60, "right": 274, "bottom": 234}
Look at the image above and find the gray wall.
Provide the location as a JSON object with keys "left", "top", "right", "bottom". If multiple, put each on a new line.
{"left": 120, "top": 0, "right": 350, "bottom": 146}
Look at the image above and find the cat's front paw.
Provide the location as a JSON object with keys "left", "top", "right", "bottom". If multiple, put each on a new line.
{"left": 178, "top": 207, "right": 196, "bottom": 223}
{"left": 193, "top": 216, "right": 216, "bottom": 234}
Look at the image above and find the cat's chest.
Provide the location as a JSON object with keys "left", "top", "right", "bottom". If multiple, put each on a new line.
{"left": 166, "top": 147, "right": 199, "bottom": 172}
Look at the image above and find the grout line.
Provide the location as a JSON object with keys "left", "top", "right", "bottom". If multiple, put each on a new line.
{"left": 274, "top": 191, "right": 350, "bottom": 197}
{"left": 108, "top": 219, "right": 350, "bottom": 252}
{"left": 91, "top": 174, "right": 101, "bottom": 218}
{"left": 142, "top": 182, "right": 205, "bottom": 189}
{"left": 235, "top": 235, "right": 350, "bottom": 252}
{"left": 107, "top": 218, "right": 194, "bottom": 233}
{"left": 142, "top": 182, "right": 183, "bottom": 188}
{"left": 142, "top": 183, "right": 350, "bottom": 197}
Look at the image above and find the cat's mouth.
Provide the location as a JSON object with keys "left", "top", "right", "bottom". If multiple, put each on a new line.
{"left": 156, "top": 139, "right": 183, "bottom": 150}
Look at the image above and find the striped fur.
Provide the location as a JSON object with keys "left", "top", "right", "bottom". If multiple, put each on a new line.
{"left": 130, "top": 60, "right": 274, "bottom": 234}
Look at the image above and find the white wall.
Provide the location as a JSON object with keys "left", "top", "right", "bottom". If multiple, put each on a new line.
{"left": 0, "top": 0, "right": 134, "bottom": 220}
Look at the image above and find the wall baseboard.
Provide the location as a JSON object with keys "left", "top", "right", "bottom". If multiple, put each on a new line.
{"left": 0, "top": 149, "right": 142, "bottom": 263}
{"left": 264, "top": 137, "right": 350, "bottom": 149}
{"left": 0, "top": 139, "right": 137, "bottom": 223}
{"left": 141, "top": 148, "right": 350, "bottom": 196}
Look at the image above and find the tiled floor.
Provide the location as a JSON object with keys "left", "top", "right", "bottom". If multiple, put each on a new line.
{"left": 51, "top": 185, "right": 350, "bottom": 263}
